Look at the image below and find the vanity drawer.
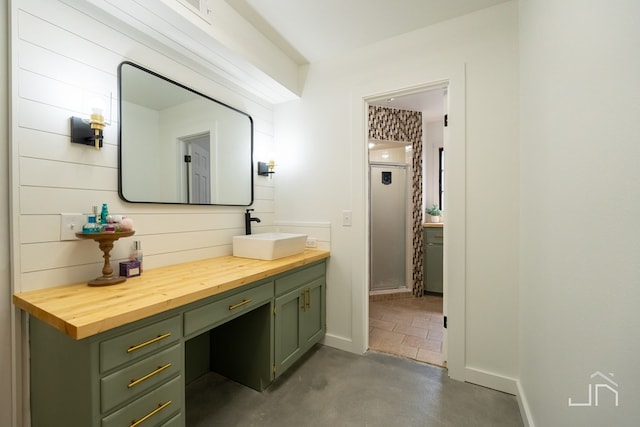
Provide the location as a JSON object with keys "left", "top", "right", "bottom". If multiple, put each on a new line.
{"left": 275, "top": 262, "right": 325, "bottom": 297}
{"left": 184, "top": 282, "right": 274, "bottom": 337}
{"left": 102, "top": 375, "right": 182, "bottom": 427}
{"left": 425, "top": 228, "right": 444, "bottom": 244}
{"left": 159, "top": 412, "right": 183, "bottom": 427}
{"left": 100, "top": 315, "right": 181, "bottom": 373}
{"left": 101, "top": 344, "right": 181, "bottom": 413}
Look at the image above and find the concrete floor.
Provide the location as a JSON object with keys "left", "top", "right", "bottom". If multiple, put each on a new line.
{"left": 186, "top": 345, "right": 523, "bottom": 426}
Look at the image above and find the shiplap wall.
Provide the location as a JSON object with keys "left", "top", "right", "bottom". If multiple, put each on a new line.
{"left": 14, "top": 0, "right": 276, "bottom": 292}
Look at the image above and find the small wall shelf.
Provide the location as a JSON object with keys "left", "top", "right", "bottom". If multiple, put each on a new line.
{"left": 75, "top": 231, "right": 135, "bottom": 286}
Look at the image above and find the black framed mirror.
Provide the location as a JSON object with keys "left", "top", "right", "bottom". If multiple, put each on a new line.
{"left": 118, "top": 61, "right": 253, "bottom": 205}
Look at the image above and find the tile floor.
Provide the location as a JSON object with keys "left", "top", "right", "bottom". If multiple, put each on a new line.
{"left": 369, "top": 293, "right": 446, "bottom": 367}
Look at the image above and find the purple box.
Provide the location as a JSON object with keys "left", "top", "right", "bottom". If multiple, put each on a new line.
{"left": 119, "top": 260, "right": 141, "bottom": 278}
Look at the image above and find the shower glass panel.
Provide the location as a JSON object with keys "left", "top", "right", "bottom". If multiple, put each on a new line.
{"left": 370, "top": 164, "right": 407, "bottom": 291}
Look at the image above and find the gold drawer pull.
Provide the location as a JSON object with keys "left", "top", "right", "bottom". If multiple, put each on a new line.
{"left": 228, "top": 299, "right": 252, "bottom": 311}
{"left": 305, "top": 288, "right": 311, "bottom": 309}
{"left": 130, "top": 400, "right": 172, "bottom": 427}
{"left": 127, "top": 363, "right": 173, "bottom": 389}
{"left": 127, "top": 333, "right": 172, "bottom": 353}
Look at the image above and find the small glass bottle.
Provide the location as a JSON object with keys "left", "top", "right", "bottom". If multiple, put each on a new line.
{"left": 82, "top": 215, "right": 100, "bottom": 233}
{"left": 131, "top": 240, "right": 143, "bottom": 272}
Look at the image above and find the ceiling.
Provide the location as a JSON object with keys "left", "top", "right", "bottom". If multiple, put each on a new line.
{"left": 225, "top": 0, "right": 510, "bottom": 64}
{"left": 224, "top": 0, "right": 508, "bottom": 115}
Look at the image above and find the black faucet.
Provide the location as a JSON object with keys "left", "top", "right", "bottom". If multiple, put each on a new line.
{"left": 245, "top": 209, "right": 261, "bottom": 235}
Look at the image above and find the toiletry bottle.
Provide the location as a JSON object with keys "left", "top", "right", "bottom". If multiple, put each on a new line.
{"left": 131, "top": 240, "right": 143, "bottom": 272}
{"left": 92, "top": 205, "right": 100, "bottom": 223}
{"left": 82, "top": 215, "right": 99, "bottom": 233}
{"left": 100, "top": 204, "right": 109, "bottom": 226}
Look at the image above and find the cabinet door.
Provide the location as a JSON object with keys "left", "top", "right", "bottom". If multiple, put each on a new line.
{"left": 300, "top": 277, "right": 325, "bottom": 350}
{"left": 274, "top": 288, "right": 303, "bottom": 375}
{"left": 425, "top": 242, "right": 443, "bottom": 293}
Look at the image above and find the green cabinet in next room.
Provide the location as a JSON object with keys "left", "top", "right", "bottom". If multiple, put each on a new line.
{"left": 424, "top": 226, "right": 444, "bottom": 293}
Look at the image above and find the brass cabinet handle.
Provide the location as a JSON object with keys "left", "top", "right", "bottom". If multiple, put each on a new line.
{"left": 127, "top": 333, "right": 171, "bottom": 353}
{"left": 130, "top": 400, "right": 172, "bottom": 427}
{"left": 127, "top": 363, "right": 172, "bottom": 389}
{"left": 305, "top": 288, "right": 311, "bottom": 309}
{"left": 228, "top": 299, "right": 252, "bottom": 311}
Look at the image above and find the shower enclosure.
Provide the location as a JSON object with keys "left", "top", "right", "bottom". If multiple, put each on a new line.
{"left": 370, "top": 163, "right": 408, "bottom": 291}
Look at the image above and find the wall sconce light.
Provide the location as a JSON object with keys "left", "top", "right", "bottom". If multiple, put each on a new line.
{"left": 257, "top": 160, "right": 276, "bottom": 178}
{"left": 70, "top": 97, "right": 110, "bottom": 150}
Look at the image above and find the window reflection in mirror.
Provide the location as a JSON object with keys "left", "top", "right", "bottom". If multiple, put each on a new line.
{"left": 118, "top": 61, "right": 253, "bottom": 205}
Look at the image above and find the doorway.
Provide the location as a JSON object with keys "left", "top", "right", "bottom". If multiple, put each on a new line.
{"left": 177, "top": 132, "right": 212, "bottom": 204}
{"left": 366, "top": 85, "right": 448, "bottom": 367}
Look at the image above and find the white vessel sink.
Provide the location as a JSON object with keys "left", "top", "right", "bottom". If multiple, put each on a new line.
{"left": 233, "top": 233, "right": 308, "bottom": 260}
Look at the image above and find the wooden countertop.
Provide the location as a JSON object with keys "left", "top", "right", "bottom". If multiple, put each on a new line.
{"left": 13, "top": 249, "right": 330, "bottom": 340}
{"left": 423, "top": 223, "right": 444, "bottom": 228}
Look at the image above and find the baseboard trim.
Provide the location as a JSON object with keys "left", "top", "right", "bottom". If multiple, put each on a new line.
{"left": 322, "top": 333, "right": 354, "bottom": 353}
{"left": 464, "top": 368, "right": 535, "bottom": 426}
{"left": 516, "top": 380, "right": 535, "bottom": 427}
{"left": 464, "top": 366, "right": 518, "bottom": 394}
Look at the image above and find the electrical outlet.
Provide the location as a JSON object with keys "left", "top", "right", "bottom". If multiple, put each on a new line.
{"left": 60, "top": 213, "right": 86, "bottom": 240}
{"left": 305, "top": 238, "right": 318, "bottom": 248}
{"left": 342, "top": 210, "right": 352, "bottom": 227}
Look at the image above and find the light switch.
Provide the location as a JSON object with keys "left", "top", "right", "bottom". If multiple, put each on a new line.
{"left": 342, "top": 210, "right": 352, "bottom": 227}
{"left": 60, "top": 214, "right": 86, "bottom": 240}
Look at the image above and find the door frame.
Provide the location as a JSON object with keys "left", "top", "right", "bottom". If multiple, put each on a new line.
{"left": 353, "top": 65, "right": 467, "bottom": 382}
{"left": 176, "top": 131, "right": 212, "bottom": 203}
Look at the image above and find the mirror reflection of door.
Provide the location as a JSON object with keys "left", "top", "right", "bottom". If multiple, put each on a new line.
{"left": 183, "top": 133, "right": 211, "bottom": 204}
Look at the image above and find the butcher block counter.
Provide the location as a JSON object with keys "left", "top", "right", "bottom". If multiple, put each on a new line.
{"left": 423, "top": 222, "right": 443, "bottom": 228}
{"left": 13, "top": 249, "right": 330, "bottom": 340}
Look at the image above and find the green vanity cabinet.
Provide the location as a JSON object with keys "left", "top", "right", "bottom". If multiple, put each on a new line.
{"left": 424, "top": 227, "right": 444, "bottom": 293}
{"left": 274, "top": 288, "right": 304, "bottom": 374}
{"left": 203, "top": 281, "right": 275, "bottom": 392}
{"left": 26, "top": 257, "right": 328, "bottom": 426}
{"left": 300, "top": 277, "right": 325, "bottom": 348}
{"left": 274, "top": 262, "right": 326, "bottom": 377}
{"left": 183, "top": 280, "right": 274, "bottom": 338}
{"left": 29, "top": 313, "right": 184, "bottom": 427}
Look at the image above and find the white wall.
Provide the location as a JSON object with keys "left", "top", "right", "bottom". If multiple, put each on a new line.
{"left": 519, "top": 0, "right": 640, "bottom": 425}
{"left": 121, "top": 102, "right": 164, "bottom": 200}
{"left": 274, "top": 1, "right": 519, "bottom": 389}
{"left": 11, "top": 0, "right": 276, "bottom": 294}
